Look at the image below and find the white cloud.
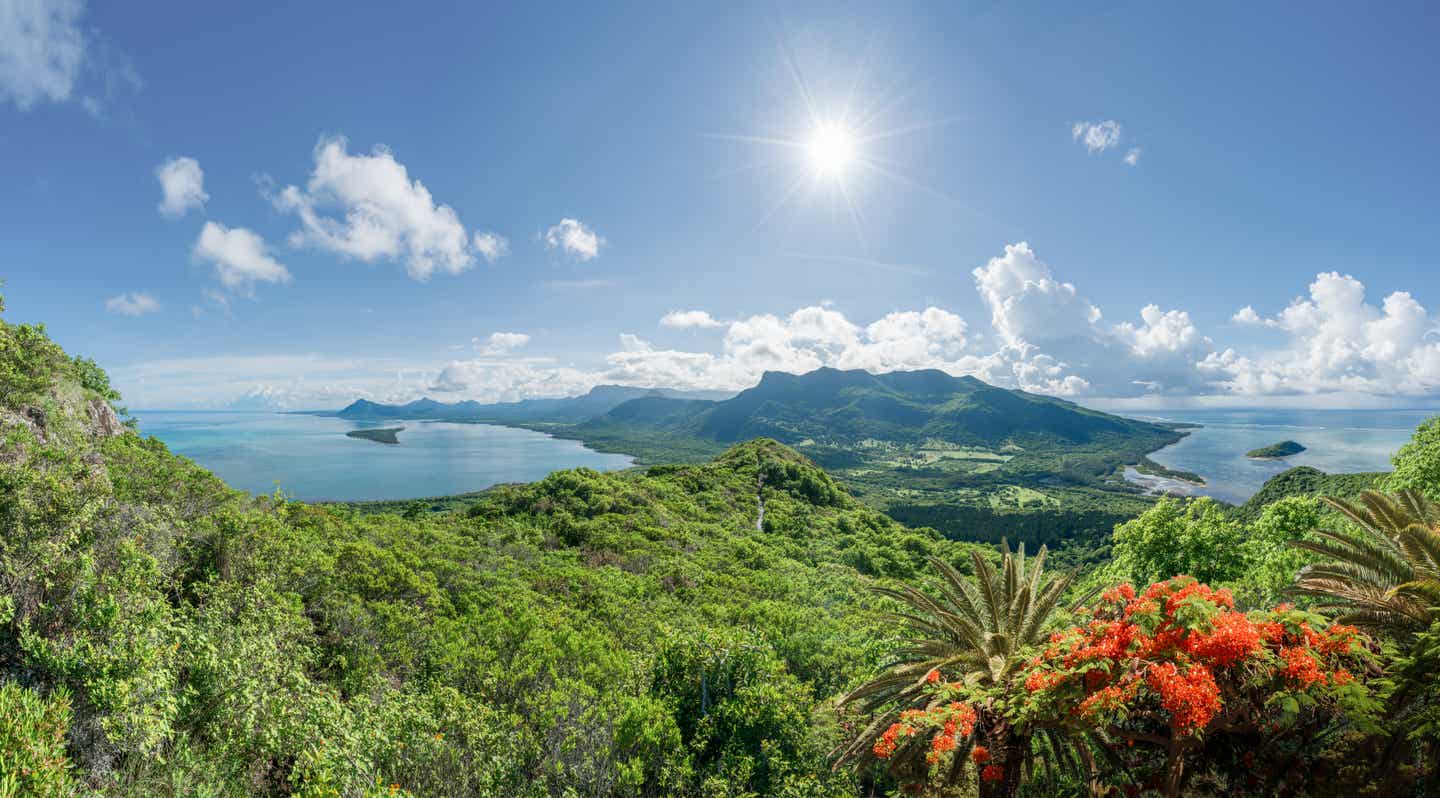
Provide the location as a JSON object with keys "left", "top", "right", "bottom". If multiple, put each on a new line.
{"left": 1124, "top": 147, "right": 1141, "bottom": 166}
{"left": 1072, "top": 120, "right": 1122, "bottom": 154}
{"left": 544, "top": 218, "right": 605, "bottom": 261}
{"left": 193, "top": 221, "right": 291, "bottom": 295}
{"left": 1203, "top": 272, "right": 1440, "bottom": 395}
{"left": 473, "top": 231, "right": 509, "bottom": 263}
{"left": 971, "top": 242, "right": 1215, "bottom": 396}
{"left": 155, "top": 156, "right": 208, "bottom": 218}
{"left": 0, "top": 0, "right": 85, "bottom": 110}
{"left": 272, "top": 136, "right": 489, "bottom": 280}
{"left": 474, "top": 331, "right": 530, "bottom": 355}
{"left": 604, "top": 305, "right": 973, "bottom": 392}
{"left": 660, "top": 310, "right": 724, "bottom": 329}
{"left": 105, "top": 291, "right": 160, "bottom": 316}
{"left": 1233, "top": 305, "right": 1264, "bottom": 324}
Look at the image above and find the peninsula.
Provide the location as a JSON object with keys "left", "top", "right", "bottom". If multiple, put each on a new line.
{"left": 347, "top": 426, "right": 403, "bottom": 445}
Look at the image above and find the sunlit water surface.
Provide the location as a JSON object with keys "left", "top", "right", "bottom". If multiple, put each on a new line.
{"left": 131, "top": 411, "right": 634, "bottom": 502}
{"left": 1122, "top": 408, "right": 1432, "bottom": 504}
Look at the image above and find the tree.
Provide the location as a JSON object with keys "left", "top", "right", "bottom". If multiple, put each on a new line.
{"left": 835, "top": 546, "right": 1088, "bottom": 797}
{"left": 1292, "top": 490, "right": 1440, "bottom": 639}
{"left": 1382, "top": 416, "right": 1440, "bottom": 501}
{"left": 1233, "top": 495, "right": 1325, "bottom": 608}
{"left": 1110, "top": 497, "right": 1246, "bottom": 586}
{"left": 1015, "top": 577, "right": 1378, "bottom": 797}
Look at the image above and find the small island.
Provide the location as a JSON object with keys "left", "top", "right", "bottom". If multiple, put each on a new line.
{"left": 1246, "top": 440, "right": 1305, "bottom": 459}
{"left": 346, "top": 426, "right": 403, "bottom": 445}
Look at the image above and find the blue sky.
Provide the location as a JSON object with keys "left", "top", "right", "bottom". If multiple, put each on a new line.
{"left": 3, "top": 0, "right": 1439, "bottom": 409}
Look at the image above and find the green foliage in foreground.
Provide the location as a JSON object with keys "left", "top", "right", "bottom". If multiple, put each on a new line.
{"left": 2, "top": 295, "right": 1437, "bottom": 797}
{"left": 3, "top": 299, "right": 1010, "bottom": 796}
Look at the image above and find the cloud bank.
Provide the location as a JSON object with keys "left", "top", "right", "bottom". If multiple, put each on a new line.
{"left": 117, "top": 241, "right": 1440, "bottom": 409}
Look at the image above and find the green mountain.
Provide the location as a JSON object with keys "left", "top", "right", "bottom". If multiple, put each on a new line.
{"left": 582, "top": 367, "right": 1179, "bottom": 448}
{"left": 333, "top": 385, "right": 731, "bottom": 424}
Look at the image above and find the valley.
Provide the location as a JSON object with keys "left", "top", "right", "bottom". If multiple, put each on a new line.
{"left": 332, "top": 367, "right": 1193, "bottom": 553}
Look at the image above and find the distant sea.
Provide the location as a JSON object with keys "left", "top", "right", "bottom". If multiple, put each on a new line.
{"left": 1122, "top": 408, "right": 1435, "bottom": 504}
{"left": 130, "top": 411, "right": 634, "bottom": 502}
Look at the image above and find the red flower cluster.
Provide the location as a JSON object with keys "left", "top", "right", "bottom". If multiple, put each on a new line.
{"left": 1018, "top": 576, "right": 1367, "bottom": 738}
{"left": 1280, "top": 646, "right": 1327, "bottom": 688}
{"left": 1145, "top": 662, "right": 1221, "bottom": 734}
{"left": 981, "top": 763, "right": 1005, "bottom": 782}
{"left": 970, "top": 745, "right": 990, "bottom": 764}
{"left": 872, "top": 701, "right": 977, "bottom": 761}
{"left": 1185, "top": 610, "right": 1263, "bottom": 666}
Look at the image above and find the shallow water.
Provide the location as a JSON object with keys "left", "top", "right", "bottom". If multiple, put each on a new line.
{"left": 131, "top": 411, "right": 635, "bottom": 502}
{"left": 1124, "top": 408, "right": 1433, "bottom": 504}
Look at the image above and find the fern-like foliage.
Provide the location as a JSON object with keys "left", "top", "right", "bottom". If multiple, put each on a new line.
{"left": 835, "top": 544, "right": 1088, "bottom": 776}
{"left": 1292, "top": 490, "right": 1440, "bottom": 638}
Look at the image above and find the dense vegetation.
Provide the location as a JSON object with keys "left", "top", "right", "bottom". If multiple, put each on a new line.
{"left": 1245, "top": 440, "right": 1306, "bottom": 459}
{"left": 2, "top": 293, "right": 1437, "bottom": 796}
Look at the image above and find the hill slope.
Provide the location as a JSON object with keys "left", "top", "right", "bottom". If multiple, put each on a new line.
{"left": 0, "top": 297, "right": 995, "bottom": 797}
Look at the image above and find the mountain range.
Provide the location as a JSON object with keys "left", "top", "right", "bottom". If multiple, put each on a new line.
{"left": 334, "top": 367, "right": 1179, "bottom": 450}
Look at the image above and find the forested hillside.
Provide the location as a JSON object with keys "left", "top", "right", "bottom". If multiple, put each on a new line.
{"left": 2, "top": 295, "right": 1437, "bottom": 797}
{"left": 0, "top": 294, "right": 996, "bottom": 796}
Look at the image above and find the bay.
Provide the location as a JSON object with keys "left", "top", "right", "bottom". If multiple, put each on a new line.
{"left": 1123, "top": 408, "right": 1433, "bottom": 504}
{"left": 130, "top": 411, "right": 635, "bottom": 502}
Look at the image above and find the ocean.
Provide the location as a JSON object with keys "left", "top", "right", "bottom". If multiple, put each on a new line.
{"left": 130, "top": 407, "right": 1435, "bottom": 507}
{"left": 129, "top": 411, "right": 635, "bottom": 502}
{"left": 1122, "top": 408, "right": 1433, "bottom": 504}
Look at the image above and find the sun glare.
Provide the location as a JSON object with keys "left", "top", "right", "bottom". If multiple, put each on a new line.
{"left": 806, "top": 123, "right": 856, "bottom": 177}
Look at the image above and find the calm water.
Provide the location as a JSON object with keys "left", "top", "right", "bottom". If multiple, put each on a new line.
{"left": 131, "top": 411, "right": 635, "bottom": 502}
{"left": 1123, "top": 408, "right": 1435, "bottom": 504}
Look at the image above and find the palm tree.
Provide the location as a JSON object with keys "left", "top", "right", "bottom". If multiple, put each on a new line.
{"left": 835, "top": 543, "right": 1089, "bottom": 797}
{"left": 1291, "top": 489, "right": 1440, "bottom": 638}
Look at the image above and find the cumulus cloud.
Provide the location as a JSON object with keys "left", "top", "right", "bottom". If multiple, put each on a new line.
{"left": 0, "top": 0, "right": 85, "bottom": 110}
{"left": 971, "top": 242, "right": 1215, "bottom": 396}
{"left": 105, "top": 291, "right": 160, "bottom": 316}
{"left": 604, "top": 305, "right": 973, "bottom": 392}
{"left": 544, "top": 218, "right": 605, "bottom": 260}
{"left": 1072, "top": 120, "right": 1122, "bottom": 153}
{"left": 474, "top": 332, "right": 530, "bottom": 355}
{"left": 272, "top": 136, "right": 493, "bottom": 280}
{"left": 1124, "top": 147, "right": 1141, "bottom": 166}
{"left": 1233, "top": 305, "right": 1264, "bottom": 324}
{"left": 193, "top": 221, "right": 291, "bottom": 295}
{"left": 1203, "top": 272, "right": 1440, "bottom": 395}
{"left": 660, "top": 310, "right": 724, "bottom": 329}
{"left": 473, "top": 231, "right": 509, "bottom": 263}
{"left": 155, "top": 156, "right": 208, "bottom": 218}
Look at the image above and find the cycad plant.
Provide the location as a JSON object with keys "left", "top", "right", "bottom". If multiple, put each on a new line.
{"left": 1292, "top": 489, "right": 1440, "bottom": 638}
{"left": 836, "top": 544, "right": 1088, "bottom": 794}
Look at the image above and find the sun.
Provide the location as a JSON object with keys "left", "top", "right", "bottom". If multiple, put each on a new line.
{"left": 806, "top": 122, "right": 856, "bottom": 178}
